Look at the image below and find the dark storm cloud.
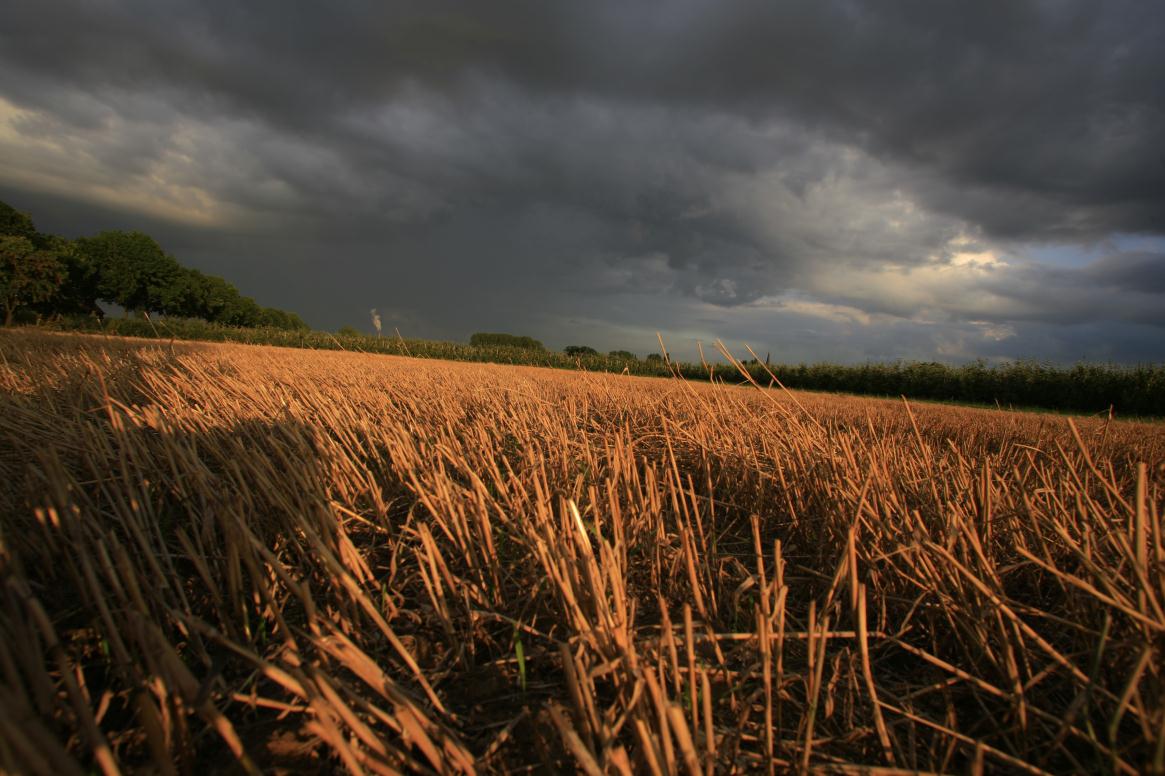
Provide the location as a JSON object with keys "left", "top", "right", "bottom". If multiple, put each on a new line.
{"left": 1, "top": 1, "right": 1163, "bottom": 361}
{"left": 4, "top": 0, "right": 1162, "bottom": 234}
{"left": 982, "top": 251, "right": 1165, "bottom": 327}
{"left": 1085, "top": 251, "right": 1165, "bottom": 294}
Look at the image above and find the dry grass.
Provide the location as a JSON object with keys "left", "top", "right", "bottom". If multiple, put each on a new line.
{"left": 0, "top": 329, "right": 1162, "bottom": 775}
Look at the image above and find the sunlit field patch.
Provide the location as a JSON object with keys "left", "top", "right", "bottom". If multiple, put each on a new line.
{"left": 1, "top": 330, "right": 1162, "bottom": 774}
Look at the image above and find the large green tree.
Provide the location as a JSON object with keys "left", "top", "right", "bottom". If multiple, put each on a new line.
{"left": 76, "top": 230, "right": 184, "bottom": 315}
{"left": 39, "top": 235, "right": 101, "bottom": 317}
{"left": 0, "top": 236, "right": 64, "bottom": 325}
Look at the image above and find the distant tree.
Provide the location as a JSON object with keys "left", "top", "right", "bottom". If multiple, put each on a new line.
{"left": 469, "top": 332, "right": 545, "bottom": 350}
{"left": 0, "top": 236, "right": 64, "bottom": 325}
{"left": 257, "top": 307, "right": 309, "bottom": 331}
{"left": 149, "top": 264, "right": 195, "bottom": 318}
{"left": 218, "top": 294, "right": 262, "bottom": 327}
{"left": 256, "top": 307, "right": 285, "bottom": 330}
{"left": 564, "top": 345, "right": 599, "bottom": 356}
{"left": 645, "top": 353, "right": 664, "bottom": 364}
{"left": 182, "top": 270, "right": 235, "bottom": 321}
{"left": 337, "top": 325, "right": 361, "bottom": 337}
{"left": 174, "top": 269, "right": 277, "bottom": 328}
{"left": 167, "top": 268, "right": 206, "bottom": 319}
{"left": 76, "top": 231, "right": 184, "bottom": 315}
{"left": 286, "top": 310, "right": 310, "bottom": 331}
{"left": 608, "top": 350, "right": 637, "bottom": 360}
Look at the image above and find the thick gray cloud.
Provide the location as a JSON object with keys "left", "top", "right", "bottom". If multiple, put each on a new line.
{"left": 1, "top": 1, "right": 1163, "bottom": 362}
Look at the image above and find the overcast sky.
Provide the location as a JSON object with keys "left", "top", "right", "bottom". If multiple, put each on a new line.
{"left": 2, "top": 1, "right": 1163, "bottom": 363}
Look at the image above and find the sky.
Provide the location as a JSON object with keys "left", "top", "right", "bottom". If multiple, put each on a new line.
{"left": 1, "top": 1, "right": 1163, "bottom": 364}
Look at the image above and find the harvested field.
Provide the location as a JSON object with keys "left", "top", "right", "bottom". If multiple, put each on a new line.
{"left": 1, "top": 329, "right": 1163, "bottom": 774}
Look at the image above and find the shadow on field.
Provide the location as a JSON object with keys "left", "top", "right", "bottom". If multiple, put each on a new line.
{"left": 3, "top": 396, "right": 570, "bottom": 773}
{"left": 3, "top": 412, "right": 335, "bottom": 771}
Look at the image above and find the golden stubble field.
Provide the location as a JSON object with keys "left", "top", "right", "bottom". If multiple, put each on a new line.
{"left": 1, "top": 330, "right": 1163, "bottom": 775}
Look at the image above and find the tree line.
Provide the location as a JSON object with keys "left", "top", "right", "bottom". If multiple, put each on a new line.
{"left": 468, "top": 332, "right": 650, "bottom": 361}
{"left": 0, "top": 200, "right": 307, "bottom": 329}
